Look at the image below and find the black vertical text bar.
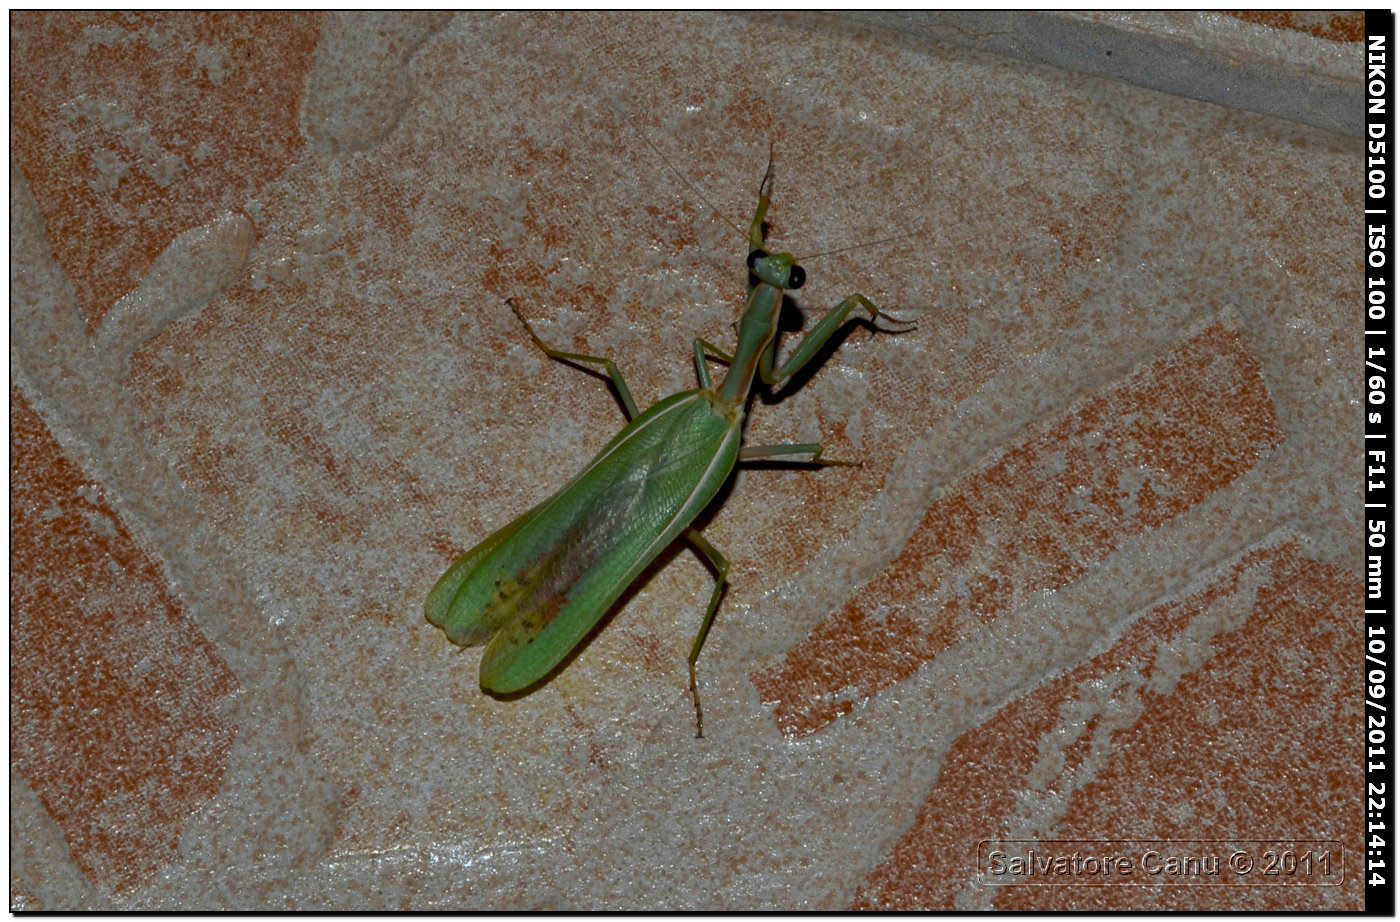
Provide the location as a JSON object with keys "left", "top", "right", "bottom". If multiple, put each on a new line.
{"left": 1367, "top": 8, "right": 1395, "bottom": 916}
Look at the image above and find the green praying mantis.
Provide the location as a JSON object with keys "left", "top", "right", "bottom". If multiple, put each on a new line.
{"left": 425, "top": 149, "right": 913, "bottom": 736}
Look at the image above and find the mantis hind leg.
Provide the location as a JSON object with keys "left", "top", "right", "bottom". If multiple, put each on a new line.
{"left": 684, "top": 528, "right": 731, "bottom": 739}
{"left": 685, "top": 442, "right": 859, "bottom": 736}
{"left": 507, "top": 298, "right": 639, "bottom": 420}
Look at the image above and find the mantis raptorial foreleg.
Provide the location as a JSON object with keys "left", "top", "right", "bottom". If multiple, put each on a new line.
{"left": 759, "top": 293, "right": 913, "bottom": 392}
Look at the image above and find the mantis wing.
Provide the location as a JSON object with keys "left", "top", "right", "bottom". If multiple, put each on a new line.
{"left": 426, "top": 389, "right": 742, "bottom": 692}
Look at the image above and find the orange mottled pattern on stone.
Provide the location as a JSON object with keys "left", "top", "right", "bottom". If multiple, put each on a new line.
{"left": 853, "top": 541, "right": 1359, "bottom": 910}
{"left": 10, "top": 387, "right": 240, "bottom": 893}
{"left": 1227, "top": 11, "right": 1364, "bottom": 43}
{"left": 9, "top": 11, "right": 322, "bottom": 330}
{"left": 754, "top": 324, "right": 1285, "bottom": 738}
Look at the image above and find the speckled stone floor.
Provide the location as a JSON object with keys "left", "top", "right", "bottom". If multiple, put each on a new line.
{"left": 10, "top": 11, "right": 1363, "bottom": 909}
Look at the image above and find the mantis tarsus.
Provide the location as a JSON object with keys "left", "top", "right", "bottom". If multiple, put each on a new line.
{"left": 425, "top": 150, "right": 913, "bottom": 736}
